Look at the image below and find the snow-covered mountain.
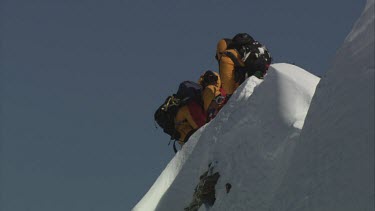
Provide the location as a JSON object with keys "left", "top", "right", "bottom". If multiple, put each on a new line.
{"left": 135, "top": 63, "right": 320, "bottom": 211}
{"left": 134, "top": 0, "right": 374, "bottom": 210}
{"left": 268, "top": 0, "right": 374, "bottom": 210}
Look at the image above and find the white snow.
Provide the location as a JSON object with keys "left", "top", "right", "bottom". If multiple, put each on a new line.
{"left": 134, "top": 0, "right": 374, "bottom": 210}
{"left": 134, "top": 64, "right": 320, "bottom": 211}
{"left": 269, "top": 0, "right": 374, "bottom": 210}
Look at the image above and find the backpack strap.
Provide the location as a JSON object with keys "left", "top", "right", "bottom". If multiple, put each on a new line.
{"left": 223, "top": 51, "right": 250, "bottom": 83}
{"left": 223, "top": 51, "right": 242, "bottom": 67}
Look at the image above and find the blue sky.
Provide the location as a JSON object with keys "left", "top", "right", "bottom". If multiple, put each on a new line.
{"left": 0, "top": 0, "right": 366, "bottom": 210}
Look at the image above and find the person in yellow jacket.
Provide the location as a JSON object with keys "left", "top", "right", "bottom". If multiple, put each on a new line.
{"left": 198, "top": 71, "right": 227, "bottom": 121}
{"left": 215, "top": 38, "right": 232, "bottom": 61}
{"left": 174, "top": 99, "right": 206, "bottom": 145}
{"left": 218, "top": 33, "right": 255, "bottom": 95}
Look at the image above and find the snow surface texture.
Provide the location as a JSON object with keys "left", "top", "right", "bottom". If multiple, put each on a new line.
{"left": 134, "top": 0, "right": 374, "bottom": 209}
{"left": 133, "top": 64, "right": 320, "bottom": 211}
{"left": 270, "top": 0, "right": 375, "bottom": 210}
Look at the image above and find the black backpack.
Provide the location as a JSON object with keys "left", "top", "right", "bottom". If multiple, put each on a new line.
{"left": 176, "top": 81, "right": 203, "bottom": 104}
{"left": 154, "top": 95, "right": 182, "bottom": 140}
{"left": 215, "top": 33, "right": 254, "bottom": 61}
{"left": 241, "top": 41, "right": 272, "bottom": 72}
{"left": 225, "top": 41, "right": 272, "bottom": 83}
{"left": 154, "top": 81, "right": 203, "bottom": 141}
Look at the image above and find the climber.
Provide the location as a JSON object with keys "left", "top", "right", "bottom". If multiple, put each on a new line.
{"left": 198, "top": 70, "right": 227, "bottom": 121}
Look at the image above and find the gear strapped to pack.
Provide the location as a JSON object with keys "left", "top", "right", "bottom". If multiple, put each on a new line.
{"left": 154, "top": 95, "right": 182, "bottom": 141}
{"left": 155, "top": 81, "right": 207, "bottom": 153}
{"left": 222, "top": 42, "right": 271, "bottom": 84}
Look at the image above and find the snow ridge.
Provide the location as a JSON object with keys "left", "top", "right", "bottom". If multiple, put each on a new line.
{"left": 270, "top": 0, "right": 374, "bottom": 210}
{"left": 134, "top": 64, "right": 320, "bottom": 211}
{"left": 134, "top": 1, "right": 373, "bottom": 210}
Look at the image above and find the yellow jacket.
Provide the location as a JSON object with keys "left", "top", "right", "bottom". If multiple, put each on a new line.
{"left": 198, "top": 71, "right": 227, "bottom": 121}
{"left": 198, "top": 71, "right": 222, "bottom": 111}
{"left": 202, "top": 85, "right": 222, "bottom": 111}
{"left": 219, "top": 49, "right": 244, "bottom": 95}
{"left": 175, "top": 105, "right": 198, "bottom": 145}
{"left": 216, "top": 39, "right": 229, "bottom": 61}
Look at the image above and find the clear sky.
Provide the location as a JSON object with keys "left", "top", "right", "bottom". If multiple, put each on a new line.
{"left": 0, "top": 0, "right": 366, "bottom": 210}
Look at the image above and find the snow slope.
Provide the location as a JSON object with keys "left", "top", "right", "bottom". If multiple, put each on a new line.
{"left": 134, "top": 63, "right": 320, "bottom": 211}
{"left": 270, "top": 0, "right": 375, "bottom": 210}
{"left": 134, "top": 0, "right": 374, "bottom": 210}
